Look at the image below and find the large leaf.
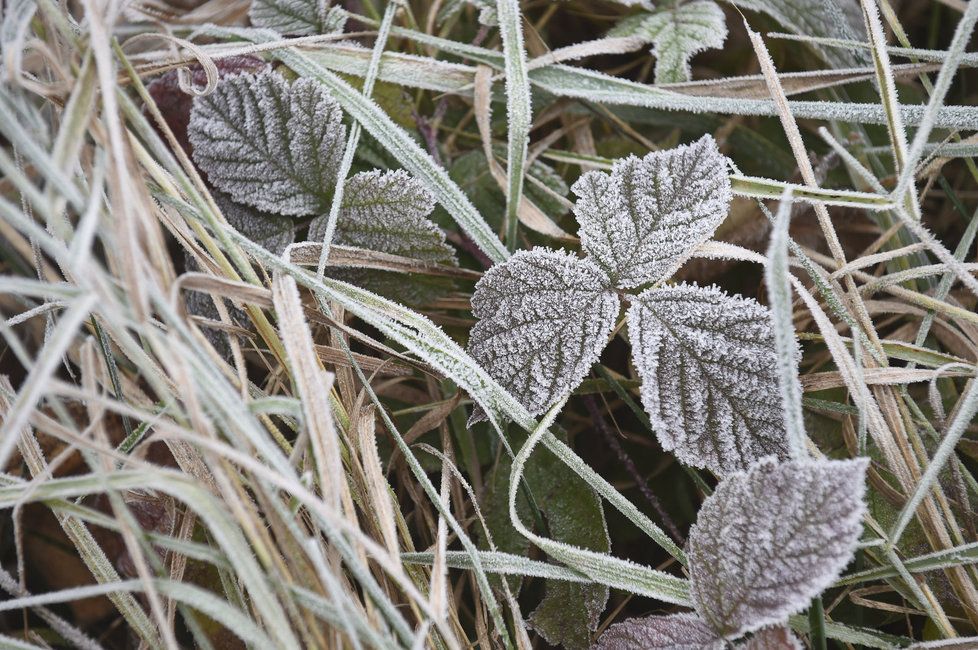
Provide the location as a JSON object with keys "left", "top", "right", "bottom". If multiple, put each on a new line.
{"left": 571, "top": 135, "right": 731, "bottom": 289}
{"left": 687, "top": 458, "right": 869, "bottom": 638}
{"left": 595, "top": 613, "right": 724, "bottom": 649}
{"left": 609, "top": 1, "right": 728, "bottom": 84}
{"left": 188, "top": 70, "right": 346, "bottom": 216}
{"left": 467, "top": 248, "right": 619, "bottom": 419}
{"left": 309, "top": 169, "right": 455, "bottom": 263}
{"left": 249, "top": 0, "right": 347, "bottom": 36}
{"left": 626, "top": 283, "right": 794, "bottom": 475}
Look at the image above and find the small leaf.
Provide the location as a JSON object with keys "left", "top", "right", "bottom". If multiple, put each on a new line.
{"left": 249, "top": 0, "right": 347, "bottom": 36}
{"left": 687, "top": 457, "right": 869, "bottom": 639}
{"left": 189, "top": 70, "right": 346, "bottom": 216}
{"left": 738, "top": 627, "right": 804, "bottom": 650}
{"left": 595, "top": 613, "right": 724, "bottom": 650}
{"left": 214, "top": 191, "right": 295, "bottom": 256}
{"left": 467, "top": 248, "right": 619, "bottom": 419}
{"left": 571, "top": 135, "right": 732, "bottom": 289}
{"left": 627, "top": 283, "right": 795, "bottom": 475}
{"left": 309, "top": 169, "right": 456, "bottom": 263}
{"left": 610, "top": 1, "right": 728, "bottom": 84}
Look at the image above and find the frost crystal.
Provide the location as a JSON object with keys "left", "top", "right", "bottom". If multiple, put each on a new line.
{"left": 571, "top": 135, "right": 731, "bottom": 289}
{"left": 309, "top": 169, "right": 456, "bottom": 263}
{"left": 595, "top": 613, "right": 724, "bottom": 650}
{"left": 467, "top": 248, "right": 619, "bottom": 419}
{"left": 213, "top": 191, "right": 295, "bottom": 256}
{"left": 189, "top": 71, "right": 346, "bottom": 216}
{"left": 609, "top": 1, "right": 728, "bottom": 84}
{"left": 738, "top": 627, "right": 804, "bottom": 650}
{"left": 249, "top": 0, "right": 347, "bottom": 36}
{"left": 687, "top": 457, "right": 869, "bottom": 639}
{"left": 626, "top": 283, "right": 795, "bottom": 475}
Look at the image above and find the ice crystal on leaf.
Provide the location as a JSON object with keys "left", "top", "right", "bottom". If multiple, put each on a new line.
{"left": 249, "top": 0, "right": 347, "bottom": 36}
{"left": 594, "top": 613, "right": 723, "bottom": 650}
{"left": 738, "top": 627, "right": 804, "bottom": 650}
{"left": 467, "top": 249, "right": 619, "bottom": 420}
{"left": 687, "top": 457, "right": 869, "bottom": 639}
{"left": 571, "top": 135, "right": 731, "bottom": 289}
{"left": 189, "top": 70, "right": 346, "bottom": 215}
{"left": 626, "top": 283, "right": 795, "bottom": 475}
{"left": 309, "top": 169, "right": 455, "bottom": 263}
{"left": 609, "top": 1, "right": 728, "bottom": 84}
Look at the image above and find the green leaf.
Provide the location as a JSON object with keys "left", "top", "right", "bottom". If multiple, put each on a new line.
{"left": 688, "top": 458, "right": 868, "bottom": 639}
{"left": 188, "top": 70, "right": 346, "bottom": 216}
{"left": 249, "top": 0, "right": 347, "bottom": 36}
{"left": 627, "top": 283, "right": 796, "bottom": 475}
{"left": 467, "top": 249, "right": 620, "bottom": 420}
{"left": 610, "top": 1, "right": 728, "bottom": 84}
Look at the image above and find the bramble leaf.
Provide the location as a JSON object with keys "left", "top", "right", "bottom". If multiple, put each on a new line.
{"left": 594, "top": 613, "right": 724, "bottom": 649}
{"left": 626, "top": 283, "right": 795, "bottom": 475}
{"left": 189, "top": 70, "right": 346, "bottom": 216}
{"left": 609, "top": 1, "right": 728, "bottom": 84}
{"left": 309, "top": 169, "right": 456, "bottom": 263}
{"left": 738, "top": 627, "right": 804, "bottom": 650}
{"left": 571, "top": 135, "right": 731, "bottom": 289}
{"left": 688, "top": 457, "right": 869, "bottom": 638}
{"left": 467, "top": 249, "right": 619, "bottom": 420}
{"left": 249, "top": 0, "right": 347, "bottom": 36}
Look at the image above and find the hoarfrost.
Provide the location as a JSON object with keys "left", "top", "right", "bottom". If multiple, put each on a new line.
{"left": 249, "top": 0, "right": 347, "bottom": 36}
{"left": 626, "top": 283, "right": 795, "bottom": 475}
{"left": 571, "top": 135, "right": 731, "bottom": 289}
{"left": 189, "top": 70, "right": 346, "bottom": 216}
{"left": 594, "top": 613, "right": 724, "bottom": 649}
{"left": 213, "top": 191, "right": 295, "bottom": 256}
{"left": 467, "top": 248, "right": 619, "bottom": 420}
{"left": 687, "top": 457, "right": 869, "bottom": 638}
{"left": 609, "top": 1, "right": 728, "bottom": 84}
{"left": 308, "top": 169, "right": 456, "bottom": 263}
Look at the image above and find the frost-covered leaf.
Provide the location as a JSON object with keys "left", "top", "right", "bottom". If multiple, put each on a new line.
{"left": 308, "top": 169, "right": 455, "bottom": 263}
{"left": 609, "top": 1, "right": 728, "bottom": 84}
{"left": 214, "top": 191, "right": 295, "bottom": 256}
{"left": 626, "top": 283, "right": 794, "bottom": 475}
{"left": 571, "top": 135, "right": 731, "bottom": 290}
{"left": 468, "top": 249, "right": 619, "bottom": 419}
{"left": 595, "top": 613, "right": 724, "bottom": 650}
{"left": 738, "top": 627, "right": 804, "bottom": 650}
{"left": 249, "top": 0, "right": 347, "bottom": 36}
{"left": 729, "top": 0, "right": 867, "bottom": 67}
{"left": 688, "top": 457, "right": 869, "bottom": 638}
{"left": 189, "top": 70, "right": 346, "bottom": 216}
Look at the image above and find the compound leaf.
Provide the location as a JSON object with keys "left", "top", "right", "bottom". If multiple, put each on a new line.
{"left": 595, "top": 613, "right": 724, "bottom": 650}
{"left": 309, "top": 169, "right": 456, "bottom": 263}
{"left": 571, "top": 135, "right": 731, "bottom": 290}
{"left": 249, "top": 0, "right": 347, "bottom": 36}
{"left": 688, "top": 458, "right": 869, "bottom": 638}
{"left": 189, "top": 70, "right": 346, "bottom": 216}
{"left": 738, "top": 627, "right": 804, "bottom": 650}
{"left": 610, "top": 1, "right": 728, "bottom": 84}
{"left": 467, "top": 248, "right": 620, "bottom": 419}
{"left": 626, "top": 283, "right": 794, "bottom": 475}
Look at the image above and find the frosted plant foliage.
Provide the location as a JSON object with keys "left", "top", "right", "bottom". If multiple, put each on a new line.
{"left": 467, "top": 249, "right": 619, "bottom": 419}
{"left": 249, "top": 0, "right": 347, "bottom": 36}
{"left": 609, "top": 1, "right": 728, "bottom": 84}
{"left": 594, "top": 613, "right": 724, "bottom": 650}
{"left": 687, "top": 458, "right": 869, "bottom": 638}
{"left": 571, "top": 135, "right": 732, "bottom": 289}
{"left": 189, "top": 70, "right": 346, "bottom": 215}
{"left": 309, "top": 169, "right": 456, "bottom": 263}
{"left": 738, "top": 627, "right": 804, "bottom": 650}
{"left": 213, "top": 191, "right": 295, "bottom": 256}
{"left": 627, "top": 284, "right": 795, "bottom": 474}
